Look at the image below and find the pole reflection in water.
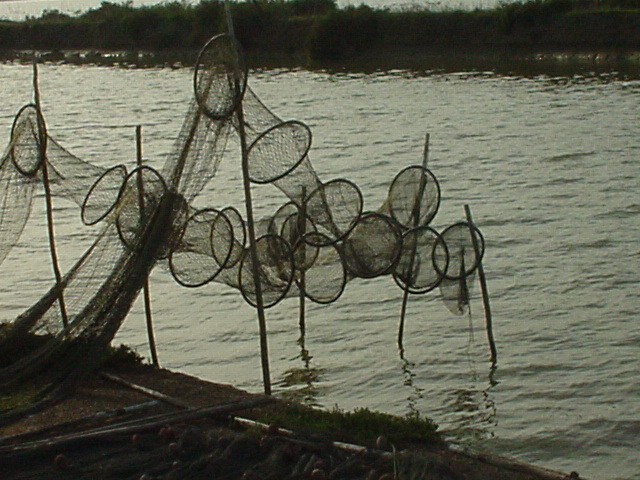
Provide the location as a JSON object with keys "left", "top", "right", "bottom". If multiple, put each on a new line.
{"left": 276, "top": 336, "right": 326, "bottom": 407}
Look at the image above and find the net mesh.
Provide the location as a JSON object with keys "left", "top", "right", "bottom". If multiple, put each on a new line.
{"left": 0, "top": 33, "right": 245, "bottom": 422}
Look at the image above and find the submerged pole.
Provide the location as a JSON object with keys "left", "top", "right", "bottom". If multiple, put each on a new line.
{"left": 33, "top": 59, "right": 69, "bottom": 329}
{"left": 298, "top": 186, "right": 307, "bottom": 340}
{"left": 136, "top": 125, "right": 159, "bottom": 367}
{"left": 464, "top": 204, "right": 497, "bottom": 363}
{"left": 398, "top": 133, "right": 430, "bottom": 348}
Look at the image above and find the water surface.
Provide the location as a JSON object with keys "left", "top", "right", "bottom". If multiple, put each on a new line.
{"left": 0, "top": 64, "right": 638, "bottom": 479}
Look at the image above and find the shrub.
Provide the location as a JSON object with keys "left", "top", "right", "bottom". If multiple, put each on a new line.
{"left": 307, "top": 5, "right": 380, "bottom": 61}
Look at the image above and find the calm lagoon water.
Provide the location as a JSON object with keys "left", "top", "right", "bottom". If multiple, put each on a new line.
{"left": 0, "top": 63, "right": 638, "bottom": 479}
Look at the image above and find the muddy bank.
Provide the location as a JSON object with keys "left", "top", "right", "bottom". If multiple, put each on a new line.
{"left": 0, "top": 364, "right": 586, "bottom": 480}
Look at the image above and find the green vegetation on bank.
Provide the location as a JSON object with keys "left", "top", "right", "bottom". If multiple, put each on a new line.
{"left": 0, "top": 0, "right": 638, "bottom": 65}
{"left": 257, "top": 403, "right": 441, "bottom": 448}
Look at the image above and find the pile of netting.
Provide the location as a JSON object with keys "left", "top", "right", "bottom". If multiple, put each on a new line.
{"left": 0, "top": 31, "right": 484, "bottom": 422}
{"left": 0, "top": 413, "right": 457, "bottom": 480}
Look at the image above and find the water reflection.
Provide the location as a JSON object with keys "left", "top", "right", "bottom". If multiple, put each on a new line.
{"left": 276, "top": 337, "right": 326, "bottom": 407}
{"left": 441, "top": 363, "right": 499, "bottom": 443}
{"left": 398, "top": 348, "right": 426, "bottom": 418}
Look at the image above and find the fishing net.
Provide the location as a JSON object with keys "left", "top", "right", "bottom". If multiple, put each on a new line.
{"left": 436, "top": 222, "right": 484, "bottom": 315}
{"left": 0, "top": 32, "right": 243, "bottom": 422}
{"left": 239, "top": 234, "right": 294, "bottom": 308}
{"left": 437, "top": 222, "right": 484, "bottom": 280}
{"left": 0, "top": 23, "right": 489, "bottom": 422}
{"left": 393, "top": 226, "right": 448, "bottom": 295}
{"left": 342, "top": 212, "right": 402, "bottom": 279}
{"left": 294, "top": 235, "right": 346, "bottom": 304}
{"left": 382, "top": 165, "right": 440, "bottom": 230}
{"left": 0, "top": 105, "right": 40, "bottom": 266}
{"left": 194, "top": 33, "right": 247, "bottom": 121}
{"left": 169, "top": 208, "right": 235, "bottom": 288}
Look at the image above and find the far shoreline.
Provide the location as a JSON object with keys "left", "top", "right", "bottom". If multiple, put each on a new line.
{"left": 0, "top": 0, "right": 638, "bottom": 76}
{"left": 2, "top": 46, "right": 639, "bottom": 77}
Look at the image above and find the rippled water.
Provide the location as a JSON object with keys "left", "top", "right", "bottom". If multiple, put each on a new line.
{"left": 0, "top": 63, "right": 639, "bottom": 479}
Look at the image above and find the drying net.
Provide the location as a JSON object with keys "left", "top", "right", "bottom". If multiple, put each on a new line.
{"left": 0, "top": 34, "right": 240, "bottom": 423}
{"left": 172, "top": 44, "right": 485, "bottom": 314}
{"left": 0, "top": 29, "right": 486, "bottom": 421}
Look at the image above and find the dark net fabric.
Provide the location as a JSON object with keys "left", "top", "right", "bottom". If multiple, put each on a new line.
{"left": 437, "top": 222, "right": 484, "bottom": 280}
{"left": 239, "top": 234, "right": 294, "bottom": 308}
{"left": 9, "top": 104, "right": 45, "bottom": 177}
{"left": 295, "top": 238, "right": 346, "bottom": 304}
{"left": 194, "top": 33, "right": 247, "bottom": 121}
{"left": 439, "top": 272, "right": 477, "bottom": 316}
{"left": 240, "top": 87, "right": 322, "bottom": 204}
{"left": 342, "top": 212, "right": 402, "bottom": 279}
{"left": 383, "top": 165, "right": 440, "bottom": 230}
{"left": 0, "top": 110, "right": 39, "bottom": 265}
{"left": 247, "top": 121, "right": 311, "bottom": 184}
{"left": 170, "top": 208, "right": 234, "bottom": 287}
{"left": 220, "top": 206, "right": 246, "bottom": 268}
{"left": 393, "top": 226, "right": 448, "bottom": 294}
{"left": 304, "top": 179, "right": 363, "bottom": 247}
{"left": 45, "top": 137, "right": 116, "bottom": 211}
{"left": 81, "top": 164, "right": 128, "bottom": 226}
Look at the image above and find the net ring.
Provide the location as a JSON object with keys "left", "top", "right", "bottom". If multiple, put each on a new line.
{"left": 115, "top": 165, "right": 168, "bottom": 250}
{"left": 169, "top": 208, "right": 234, "bottom": 288}
{"left": 342, "top": 212, "right": 403, "bottom": 279}
{"left": 387, "top": 165, "right": 441, "bottom": 229}
{"left": 10, "top": 104, "right": 47, "bottom": 177}
{"left": 303, "top": 178, "right": 364, "bottom": 247}
{"left": 239, "top": 234, "right": 294, "bottom": 309}
{"left": 294, "top": 233, "right": 346, "bottom": 305}
{"left": 435, "top": 222, "right": 485, "bottom": 281}
{"left": 220, "top": 206, "right": 245, "bottom": 268}
{"left": 193, "top": 33, "right": 247, "bottom": 120}
{"left": 81, "top": 164, "right": 127, "bottom": 225}
{"left": 393, "top": 225, "right": 448, "bottom": 294}
{"left": 247, "top": 120, "right": 312, "bottom": 184}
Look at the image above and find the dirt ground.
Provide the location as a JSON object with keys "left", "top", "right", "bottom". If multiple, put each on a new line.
{"left": 0, "top": 364, "right": 584, "bottom": 480}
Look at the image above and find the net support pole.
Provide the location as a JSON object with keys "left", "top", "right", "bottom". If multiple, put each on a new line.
{"left": 398, "top": 133, "right": 430, "bottom": 348}
{"left": 236, "top": 101, "right": 272, "bottom": 397}
{"left": 464, "top": 204, "right": 497, "bottom": 363}
{"left": 33, "top": 59, "right": 69, "bottom": 329}
{"left": 136, "top": 126, "right": 159, "bottom": 367}
{"left": 226, "top": 0, "right": 271, "bottom": 395}
{"left": 298, "top": 186, "right": 307, "bottom": 340}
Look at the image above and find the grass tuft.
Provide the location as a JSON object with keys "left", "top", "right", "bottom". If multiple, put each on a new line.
{"left": 260, "top": 403, "right": 441, "bottom": 448}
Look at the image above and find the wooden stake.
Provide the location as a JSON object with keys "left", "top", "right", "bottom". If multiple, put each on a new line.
{"left": 238, "top": 105, "right": 271, "bottom": 395}
{"left": 298, "top": 186, "right": 307, "bottom": 340}
{"left": 398, "top": 133, "right": 430, "bottom": 348}
{"left": 33, "top": 59, "right": 69, "bottom": 329}
{"left": 136, "top": 126, "right": 159, "bottom": 367}
{"left": 224, "top": 6, "right": 271, "bottom": 395}
{"left": 464, "top": 204, "right": 497, "bottom": 363}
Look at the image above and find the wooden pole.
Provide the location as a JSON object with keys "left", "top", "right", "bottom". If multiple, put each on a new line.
{"left": 237, "top": 105, "right": 272, "bottom": 395}
{"left": 464, "top": 204, "right": 497, "bottom": 363}
{"left": 298, "top": 186, "right": 307, "bottom": 340}
{"left": 224, "top": 5, "right": 271, "bottom": 395}
{"left": 136, "top": 126, "right": 159, "bottom": 367}
{"left": 398, "top": 133, "right": 430, "bottom": 348}
{"left": 33, "top": 59, "right": 69, "bottom": 329}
